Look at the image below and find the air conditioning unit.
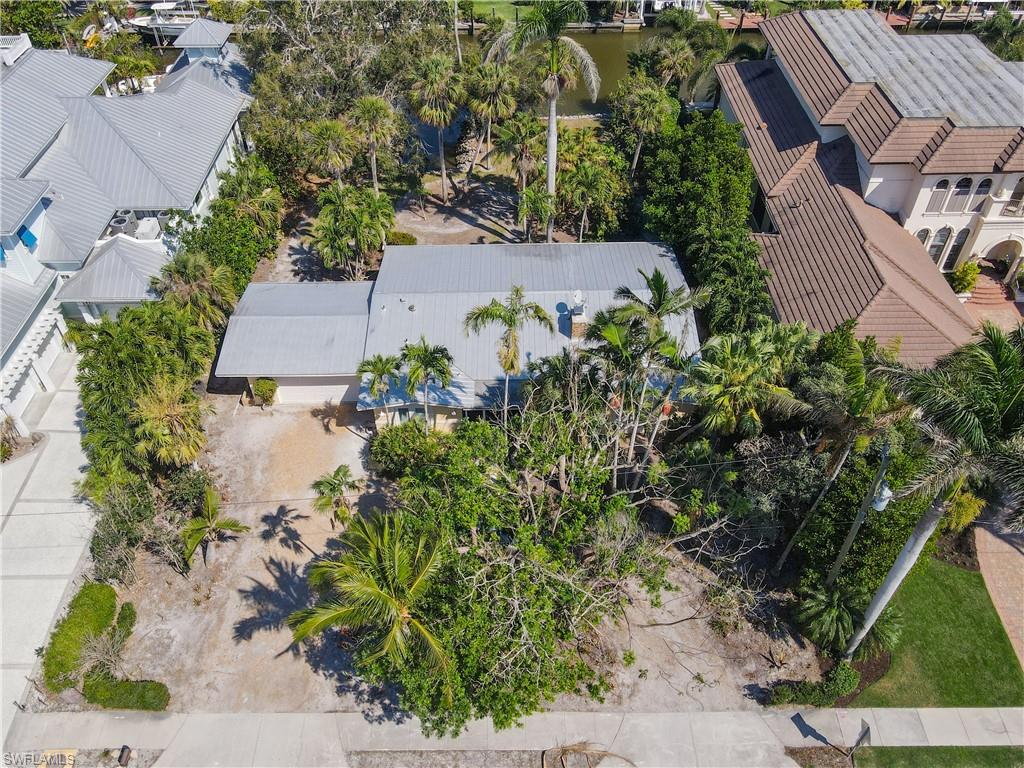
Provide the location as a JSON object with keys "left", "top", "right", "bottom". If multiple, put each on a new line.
{"left": 109, "top": 216, "right": 131, "bottom": 236}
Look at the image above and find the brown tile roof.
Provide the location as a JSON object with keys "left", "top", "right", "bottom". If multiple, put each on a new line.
{"left": 759, "top": 11, "right": 1024, "bottom": 174}
{"left": 718, "top": 60, "right": 977, "bottom": 366}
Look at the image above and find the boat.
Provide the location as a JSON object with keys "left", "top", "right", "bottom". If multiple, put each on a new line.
{"left": 128, "top": 2, "right": 201, "bottom": 42}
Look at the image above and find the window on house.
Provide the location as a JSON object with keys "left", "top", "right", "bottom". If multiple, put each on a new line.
{"left": 915, "top": 229, "right": 930, "bottom": 245}
{"left": 971, "top": 178, "right": 992, "bottom": 212}
{"left": 946, "top": 177, "right": 973, "bottom": 213}
{"left": 928, "top": 226, "right": 952, "bottom": 263}
{"left": 942, "top": 228, "right": 970, "bottom": 271}
{"left": 926, "top": 179, "right": 949, "bottom": 213}
{"left": 1004, "top": 178, "right": 1024, "bottom": 216}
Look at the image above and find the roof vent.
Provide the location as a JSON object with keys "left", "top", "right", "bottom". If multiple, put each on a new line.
{"left": 408, "top": 304, "right": 416, "bottom": 312}
{"left": 0, "top": 34, "right": 31, "bottom": 67}
{"left": 789, "top": 200, "right": 803, "bottom": 209}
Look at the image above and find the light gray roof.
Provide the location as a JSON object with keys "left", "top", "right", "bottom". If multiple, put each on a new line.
{"left": 56, "top": 79, "right": 247, "bottom": 209}
{"left": 805, "top": 10, "right": 1024, "bottom": 127}
{"left": 56, "top": 236, "right": 168, "bottom": 303}
{"left": 216, "top": 282, "right": 373, "bottom": 377}
{"left": 158, "top": 43, "right": 252, "bottom": 97}
{"left": 364, "top": 242, "right": 701, "bottom": 383}
{"left": 173, "top": 18, "right": 233, "bottom": 49}
{"left": 1, "top": 178, "right": 48, "bottom": 235}
{"left": 0, "top": 47, "right": 112, "bottom": 178}
{"left": 1, "top": 268, "right": 57, "bottom": 359}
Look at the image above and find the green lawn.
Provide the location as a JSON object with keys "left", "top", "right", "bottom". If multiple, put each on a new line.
{"left": 854, "top": 747, "right": 1024, "bottom": 768}
{"left": 853, "top": 558, "right": 1024, "bottom": 708}
{"left": 471, "top": 1, "right": 520, "bottom": 23}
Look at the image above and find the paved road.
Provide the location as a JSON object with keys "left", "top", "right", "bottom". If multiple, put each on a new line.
{"left": 0, "top": 352, "right": 90, "bottom": 744}
{"left": 4, "top": 707, "right": 1022, "bottom": 767}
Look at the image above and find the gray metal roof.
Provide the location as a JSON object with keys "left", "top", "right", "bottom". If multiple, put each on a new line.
{"left": 805, "top": 10, "right": 1024, "bottom": 127}
{"left": 0, "top": 47, "right": 112, "bottom": 178}
{"left": 56, "top": 236, "right": 168, "bottom": 303}
{"left": 216, "top": 282, "right": 373, "bottom": 377}
{"left": 365, "top": 242, "right": 701, "bottom": 382}
{"left": 173, "top": 19, "right": 233, "bottom": 49}
{"left": 0, "top": 178, "right": 47, "bottom": 235}
{"left": 158, "top": 44, "right": 252, "bottom": 97}
{"left": 56, "top": 79, "right": 247, "bottom": 209}
{"left": 1, "top": 268, "right": 56, "bottom": 359}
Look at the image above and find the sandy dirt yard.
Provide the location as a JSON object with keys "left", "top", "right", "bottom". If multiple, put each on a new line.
{"left": 118, "top": 398, "right": 816, "bottom": 717}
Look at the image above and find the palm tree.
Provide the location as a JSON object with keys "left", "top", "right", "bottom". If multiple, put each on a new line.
{"left": 349, "top": 95, "right": 398, "bottom": 197}
{"left": 307, "top": 119, "right": 359, "bottom": 182}
{"left": 311, "top": 465, "right": 363, "bottom": 527}
{"left": 219, "top": 157, "right": 283, "bottom": 238}
{"left": 796, "top": 583, "right": 868, "bottom": 655}
{"left": 133, "top": 374, "right": 210, "bottom": 467}
{"left": 619, "top": 75, "right": 673, "bottom": 177}
{"left": 357, "top": 354, "right": 402, "bottom": 425}
{"left": 498, "top": 0, "right": 599, "bottom": 242}
{"left": 401, "top": 337, "right": 454, "bottom": 434}
{"left": 410, "top": 54, "right": 465, "bottom": 205}
{"left": 492, "top": 113, "right": 544, "bottom": 193}
{"left": 656, "top": 35, "right": 695, "bottom": 91}
{"left": 313, "top": 184, "right": 394, "bottom": 277}
{"left": 287, "top": 511, "right": 449, "bottom": 676}
{"left": 845, "top": 323, "right": 1024, "bottom": 659}
{"left": 464, "top": 286, "right": 555, "bottom": 424}
{"left": 518, "top": 183, "right": 554, "bottom": 243}
{"left": 681, "top": 332, "right": 808, "bottom": 437}
{"left": 562, "top": 163, "right": 612, "bottom": 242}
{"left": 153, "top": 250, "right": 237, "bottom": 331}
{"left": 774, "top": 331, "right": 905, "bottom": 574}
{"left": 182, "top": 487, "right": 250, "bottom": 566}
{"left": 467, "top": 62, "right": 518, "bottom": 177}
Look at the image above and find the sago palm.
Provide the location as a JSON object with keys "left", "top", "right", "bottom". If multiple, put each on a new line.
{"left": 410, "top": 54, "right": 465, "bottom": 205}
{"left": 401, "top": 337, "right": 454, "bottom": 434}
{"left": 495, "top": 0, "right": 599, "bottom": 242}
{"left": 492, "top": 113, "right": 544, "bottom": 193}
{"left": 357, "top": 354, "right": 401, "bottom": 425}
{"left": 133, "top": 374, "right": 210, "bottom": 467}
{"left": 311, "top": 465, "right": 363, "bottom": 527}
{"left": 795, "top": 583, "right": 867, "bottom": 655}
{"left": 845, "top": 323, "right": 1024, "bottom": 658}
{"left": 182, "top": 487, "right": 250, "bottom": 567}
{"left": 287, "top": 511, "right": 449, "bottom": 675}
{"left": 464, "top": 286, "right": 555, "bottom": 423}
{"left": 154, "top": 250, "right": 237, "bottom": 331}
{"left": 306, "top": 119, "right": 359, "bottom": 182}
{"left": 350, "top": 95, "right": 398, "bottom": 197}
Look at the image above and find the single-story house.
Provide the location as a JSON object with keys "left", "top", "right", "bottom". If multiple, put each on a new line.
{"left": 215, "top": 242, "right": 701, "bottom": 429}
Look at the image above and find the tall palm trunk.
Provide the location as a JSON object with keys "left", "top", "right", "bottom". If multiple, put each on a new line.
{"left": 626, "top": 364, "right": 650, "bottom": 464}
{"left": 465, "top": 127, "right": 487, "bottom": 191}
{"left": 844, "top": 495, "right": 946, "bottom": 659}
{"left": 369, "top": 144, "right": 380, "bottom": 196}
{"left": 773, "top": 440, "right": 854, "bottom": 575}
{"left": 422, "top": 382, "right": 431, "bottom": 434}
{"left": 484, "top": 118, "right": 493, "bottom": 171}
{"left": 437, "top": 127, "right": 449, "bottom": 204}
{"left": 630, "top": 135, "right": 644, "bottom": 178}
{"left": 503, "top": 372, "right": 510, "bottom": 426}
{"left": 545, "top": 91, "right": 558, "bottom": 243}
{"left": 631, "top": 394, "right": 670, "bottom": 492}
{"left": 453, "top": 1, "right": 463, "bottom": 65}
{"left": 578, "top": 205, "right": 588, "bottom": 242}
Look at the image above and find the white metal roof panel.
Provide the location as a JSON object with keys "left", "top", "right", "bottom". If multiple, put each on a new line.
{"left": 56, "top": 236, "right": 168, "bottom": 303}
{"left": 173, "top": 19, "right": 233, "bottom": 49}
{"left": 0, "top": 178, "right": 47, "bottom": 235}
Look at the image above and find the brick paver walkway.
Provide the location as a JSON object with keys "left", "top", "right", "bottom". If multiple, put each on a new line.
{"left": 976, "top": 524, "right": 1024, "bottom": 668}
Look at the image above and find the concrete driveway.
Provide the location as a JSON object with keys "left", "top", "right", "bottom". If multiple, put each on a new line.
{"left": 0, "top": 351, "right": 90, "bottom": 743}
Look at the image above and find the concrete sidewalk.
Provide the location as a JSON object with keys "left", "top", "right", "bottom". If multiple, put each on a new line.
{"left": 0, "top": 352, "right": 91, "bottom": 745}
{"left": 4, "top": 708, "right": 1022, "bottom": 767}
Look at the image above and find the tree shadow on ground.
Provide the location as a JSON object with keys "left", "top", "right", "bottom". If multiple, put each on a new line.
{"left": 233, "top": 555, "right": 310, "bottom": 650}
{"left": 259, "top": 504, "right": 317, "bottom": 557}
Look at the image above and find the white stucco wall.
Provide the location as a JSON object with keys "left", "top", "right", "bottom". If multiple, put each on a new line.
{"left": 1, "top": 201, "right": 48, "bottom": 284}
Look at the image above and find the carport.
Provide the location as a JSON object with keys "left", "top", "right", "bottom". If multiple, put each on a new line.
{"left": 215, "top": 281, "right": 371, "bottom": 405}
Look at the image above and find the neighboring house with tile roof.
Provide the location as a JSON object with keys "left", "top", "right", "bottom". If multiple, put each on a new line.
{"left": 752, "top": 10, "right": 1024, "bottom": 283}
{"left": 0, "top": 24, "right": 250, "bottom": 434}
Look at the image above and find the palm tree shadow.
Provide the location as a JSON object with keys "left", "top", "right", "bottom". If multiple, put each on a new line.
{"left": 233, "top": 556, "right": 310, "bottom": 650}
{"left": 260, "top": 504, "right": 316, "bottom": 556}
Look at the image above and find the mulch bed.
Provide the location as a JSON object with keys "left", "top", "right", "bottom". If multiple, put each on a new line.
{"left": 785, "top": 747, "right": 853, "bottom": 768}
{"left": 818, "top": 651, "right": 892, "bottom": 708}
{"left": 935, "top": 528, "right": 980, "bottom": 571}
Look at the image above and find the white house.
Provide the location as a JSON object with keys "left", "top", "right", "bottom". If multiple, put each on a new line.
{"left": 0, "top": 23, "right": 250, "bottom": 434}
{"left": 753, "top": 10, "right": 1024, "bottom": 280}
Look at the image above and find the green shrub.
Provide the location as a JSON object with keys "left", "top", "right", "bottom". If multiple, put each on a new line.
{"left": 163, "top": 467, "right": 212, "bottom": 516}
{"left": 42, "top": 583, "right": 117, "bottom": 691}
{"left": 253, "top": 378, "right": 277, "bottom": 406}
{"left": 90, "top": 478, "right": 158, "bottom": 584}
{"left": 948, "top": 261, "right": 980, "bottom": 293}
{"left": 386, "top": 230, "right": 417, "bottom": 246}
{"left": 0, "top": 442, "right": 11, "bottom": 462}
{"left": 770, "top": 662, "right": 860, "bottom": 707}
{"left": 370, "top": 420, "right": 447, "bottom": 478}
{"left": 83, "top": 671, "right": 170, "bottom": 711}
{"left": 115, "top": 603, "right": 137, "bottom": 636}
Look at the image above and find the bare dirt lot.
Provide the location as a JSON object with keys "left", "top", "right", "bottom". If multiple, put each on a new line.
{"left": 117, "top": 398, "right": 817, "bottom": 717}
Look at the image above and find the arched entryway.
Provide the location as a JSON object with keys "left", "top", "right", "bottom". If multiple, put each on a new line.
{"left": 985, "top": 239, "right": 1024, "bottom": 286}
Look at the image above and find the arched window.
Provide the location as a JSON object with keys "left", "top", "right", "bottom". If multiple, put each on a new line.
{"left": 1004, "top": 178, "right": 1024, "bottom": 216}
{"left": 971, "top": 178, "right": 992, "bottom": 212}
{"left": 946, "top": 177, "right": 973, "bottom": 213}
{"left": 928, "top": 226, "right": 952, "bottom": 264}
{"left": 926, "top": 179, "right": 950, "bottom": 213}
{"left": 915, "top": 229, "right": 930, "bottom": 244}
{"left": 942, "top": 228, "right": 971, "bottom": 271}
